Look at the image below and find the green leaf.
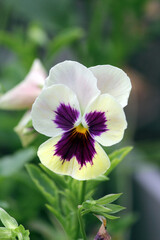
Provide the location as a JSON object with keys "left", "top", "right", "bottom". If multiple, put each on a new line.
{"left": 0, "top": 148, "right": 36, "bottom": 177}
{"left": 26, "top": 164, "right": 58, "bottom": 205}
{"left": 89, "top": 175, "right": 109, "bottom": 182}
{"left": 46, "top": 204, "right": 64, "bottom": 226}
{"left": 14, "top": 225, "right": 30, "bottom": 240}
{"left": 82, "top": 200, "right": 96, "bottom": 210}
{"left": 106, "top": 146, "right": 133, "bottom": 175}
{"left": 82, "top": 201, "right": 111, "bottom": 214}
{"left": 96, "top": 193, "right": 122, "bottom": 205}
{"left": 104, "top": 204, "right": 125, "bottom": 214}
{"left": 0, "top": 209, "right": 30, "bottom": 239}
{"left": 39, "top": 164, "right": 66, "bottom": 189}
{"left": 100, "top": 213, "right": 120, "bottom": 220}
{"left": 0, "top": 208, "right": 18, "bottom": 229}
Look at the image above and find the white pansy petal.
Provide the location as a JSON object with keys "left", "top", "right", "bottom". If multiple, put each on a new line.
{"left": 31, "top": 84, "right": 81, "bottom": 137}
{"left": 82, "top": 94, "right": 127, "bottom": 146}
{"left": 45, "top": 60, "right": 100, "bottom": 113}
{"left": 38, "top": 136, "right": 110, "bottom": 180}
{"left": 90, "top": 65, "right": 131, "bottom": 107}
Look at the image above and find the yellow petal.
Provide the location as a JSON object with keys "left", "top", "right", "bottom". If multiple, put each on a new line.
{"left": 38, "top": 136, "right": 110, "bottom": 180}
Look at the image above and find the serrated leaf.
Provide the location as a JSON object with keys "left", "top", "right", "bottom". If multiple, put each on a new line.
{"left": 64, "top": 189, "right": 78, "bottom": 209}
{"left": 39, "top": 164, "right": 66, "bottom": 189}
{"left": 26, "top": 164, "right": 58, "bottom": 205}
{"left": 106, "top": 146, "right": 133, "bottom": 175}
{"left": 105, "top": 204, "right": 125, "bottom": 214}
{"left": 0, "top": 148, "right": 36, "bottom": 177}
{"left": 46, "top": 204, "right": 64, "bottom": 226}
{"left": 0, "top": 208, "right": 18, "bottom": 229}
{"left": 96, "top": 193, "right": 122, "bottom": 205}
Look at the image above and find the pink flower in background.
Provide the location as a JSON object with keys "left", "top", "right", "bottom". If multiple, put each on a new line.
{"left": 0, "top": 59, "right": 46, "bottom": 110}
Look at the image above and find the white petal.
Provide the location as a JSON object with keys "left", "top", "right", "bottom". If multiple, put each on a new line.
{"left": 38, "top": 136, "right": 110, "bottom": 180}
{"left": 89, "top": 65, "right": 131, "bottom": 107}
{"left": 82, "top": 94, "right": 127, "bottom": 146}
{"left": 31, "top": 84, "right": 81, "bottom": 138}
{"left": 45, "top": 60, "right": 100, "bottom": 113}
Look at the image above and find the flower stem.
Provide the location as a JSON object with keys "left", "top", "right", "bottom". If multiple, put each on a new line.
{"left": 78, "top": 207, "right": 87, "bottom": 240}
{"left": 80, "top": 180, "right": 86, "bottom": 204}
{"left": 77, "top": 181, "right": 87, "bottom": 239}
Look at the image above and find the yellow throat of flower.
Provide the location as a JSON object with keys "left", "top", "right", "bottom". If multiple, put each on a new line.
{"left": 76, "top": 124, "right": 88, "bottom": 134}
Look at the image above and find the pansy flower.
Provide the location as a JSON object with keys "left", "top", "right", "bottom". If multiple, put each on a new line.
{"left": 31, "top": 61, "right": 131, "bottom": 180}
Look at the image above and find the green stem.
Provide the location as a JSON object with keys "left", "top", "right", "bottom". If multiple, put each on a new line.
{"left": 78, "top": 207, "right": 87, "bottom": 240}
{"left": 77, "top": 181, "right": 87, "bottom": 239}
{"left": 75, "top": 181, "right": 87, "bottom": 239}
{"left": 80, "top": 181, "right": 86, "bottom": 204}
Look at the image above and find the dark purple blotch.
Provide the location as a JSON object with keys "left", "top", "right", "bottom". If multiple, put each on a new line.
{"left": 54, "top": 128, "right": 96, "bottom": 168}
{"left": 54, "top": 103, "right": 80, "bottom": 131}
{"left": 85, "top": 111, "right": 108, "bottom": 136}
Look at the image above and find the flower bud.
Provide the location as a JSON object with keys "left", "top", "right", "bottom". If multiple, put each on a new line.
{"left": 0, "top": 59, "right": 46, "bottom": 110}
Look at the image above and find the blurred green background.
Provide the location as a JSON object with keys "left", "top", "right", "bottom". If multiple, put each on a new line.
{"left": 0, "top": 0, "right": 160, "bottom": 239}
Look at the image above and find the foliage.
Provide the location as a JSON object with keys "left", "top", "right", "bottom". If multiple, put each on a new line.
{"left": 26, "top": 146, "right": 132, "bottom": 239}
{"left": 0, "top": 208, "right": 30, "bottom": 240}
{"left": 0, "top": 0, "right": 158, "bottom": 238}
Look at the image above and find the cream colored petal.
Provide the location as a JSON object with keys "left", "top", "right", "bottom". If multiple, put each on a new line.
{"left": 82, "top": 94, "right": 127, "bottom": 147}
{"left": 38, "top": 137, "right": 110, "bottom": 180}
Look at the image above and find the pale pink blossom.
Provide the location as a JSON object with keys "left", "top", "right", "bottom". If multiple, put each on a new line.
{"left": 0, "top": 59, "right": 46, "bottom": 110}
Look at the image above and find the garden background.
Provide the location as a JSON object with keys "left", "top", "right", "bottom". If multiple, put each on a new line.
{"left": 0, "top": 0, "right": 160, "bottom": 239}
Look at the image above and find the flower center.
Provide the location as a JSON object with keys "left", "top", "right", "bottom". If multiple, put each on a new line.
{"left": 75, "top": 123, "right": 87, "bottom": 134}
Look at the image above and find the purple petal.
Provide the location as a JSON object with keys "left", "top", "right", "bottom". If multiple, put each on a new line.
{"left": 54, "top": 128, "right": 96, "bottom": 168}
{"left": 85, "top": 111, "right": 108, "bottom": 136}
{"left": 54, "top": 103, "right": 80, "bottom": 131}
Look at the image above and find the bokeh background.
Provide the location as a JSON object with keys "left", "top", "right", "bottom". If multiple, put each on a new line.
{"left": 0, "top": 0, "right": 160, "bottom": 239}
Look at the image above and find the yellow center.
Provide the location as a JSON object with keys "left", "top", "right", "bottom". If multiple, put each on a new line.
{"left": 76, "top": 124, "right": 87, "bottom": 134}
